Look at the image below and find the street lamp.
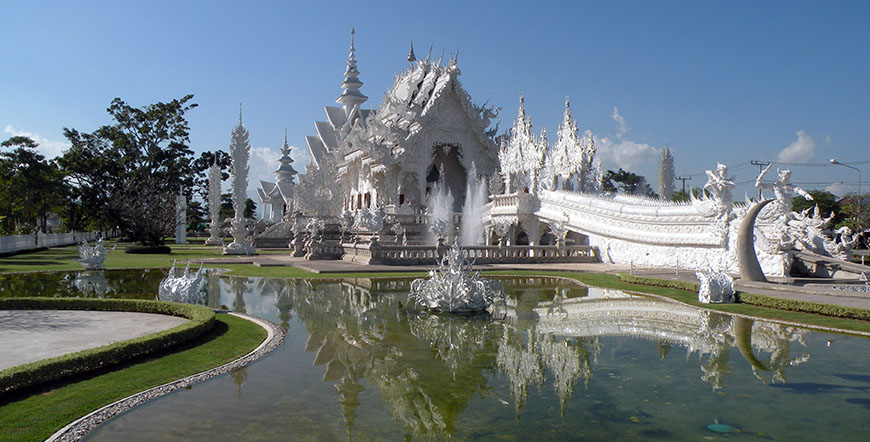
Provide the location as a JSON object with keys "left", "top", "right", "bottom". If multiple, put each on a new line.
{"left": 830, "top": 158, "right": 862, "bottom": 196}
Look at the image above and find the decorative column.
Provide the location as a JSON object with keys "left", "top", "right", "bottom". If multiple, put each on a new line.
{"left": 175, "top": 193, "right": 188, "bottom": 244}
{"left": 223, "top": 108, "right": 256, "bottom": 255}
{"left": 205, "top": 156, "right": 223, "bottom": 245}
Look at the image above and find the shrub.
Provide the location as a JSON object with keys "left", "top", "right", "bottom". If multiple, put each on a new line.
{"left": 124, "top": 245, "right": 172, "bottom": 254}
{"left": 617, "top": 273, "right": 700, "bottom": 292}
{"left": 736, "top": 292, "right": 870, "bottom": 321}
{"left": 0, "top": 298, "right": 214, "bottom": 394}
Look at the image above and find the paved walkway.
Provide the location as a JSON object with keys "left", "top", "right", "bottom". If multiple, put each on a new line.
{"left": 0, "top": 310, "right": 187, "bottom": 371}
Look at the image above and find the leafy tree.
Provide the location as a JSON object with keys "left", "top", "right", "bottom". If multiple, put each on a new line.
{"left": 0, "top": 136, "right": 68, "bottom": 233}
{"left": 792, "top": 190, "right": 841, "bottom": 224}
{"left": 59, "top": 95, "right": 198, "bottom": 246}
{"left": 192, "top": 150, "right": 231, "bottom": 200}
{"left": 186, "top": 200, "right": 208, "bottom": 233}
{"left": 602, "top": 168, "right": 657, "bottom": 197}
{"left": 672, "top": 187, "right": 705, "bottom": 202}
{"left": 837, "top": 193, "right": 870, "bottom": 233}
{"left": 220, "top": 193, "right": 257, "bottom": 221}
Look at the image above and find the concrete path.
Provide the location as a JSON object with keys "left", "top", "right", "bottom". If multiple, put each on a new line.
{"left": 0, "top": 310, "right": 188, "bottom": 371}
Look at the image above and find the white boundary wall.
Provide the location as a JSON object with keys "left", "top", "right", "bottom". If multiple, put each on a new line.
{"left": 0, "top": 231, "right": 101, "bottom": 254}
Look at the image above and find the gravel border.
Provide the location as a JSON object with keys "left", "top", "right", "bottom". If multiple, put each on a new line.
{"left": 45, "top": 311, "right": 285, "bottom": 442}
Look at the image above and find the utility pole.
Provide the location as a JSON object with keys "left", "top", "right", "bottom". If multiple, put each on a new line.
{"left": 750, "top": 160, "right": 771, "bottom": 200}
{"left": 675, "top": 176, "right": 692, "bottom": 195}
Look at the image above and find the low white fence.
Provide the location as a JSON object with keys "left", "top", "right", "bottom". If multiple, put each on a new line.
{"left": 0, "top": 231, "right": 101, "bottom": 254}
{"left": 338, "top": 243, "right": 600, "bottom": 265}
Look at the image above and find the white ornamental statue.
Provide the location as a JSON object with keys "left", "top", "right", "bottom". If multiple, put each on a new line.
{"left": 696, "top": 271, "right": 735, "bottom": 304}
{"left": 223, "top": 108, "right": 256, "bottom": 255}
{"left": 205, "top": 155, "right": 224, "bottom": 245}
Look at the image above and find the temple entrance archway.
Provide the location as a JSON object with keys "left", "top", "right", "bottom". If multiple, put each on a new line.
{"left": 426, "top": 143, "right": 467, "bottom": 212}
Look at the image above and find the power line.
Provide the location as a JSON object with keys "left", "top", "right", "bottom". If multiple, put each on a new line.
{"left": 750, "top": 160, "right": 770, "bottom": 200}
{"left": 674, "top": 176, "right": 692, "bottom": 193}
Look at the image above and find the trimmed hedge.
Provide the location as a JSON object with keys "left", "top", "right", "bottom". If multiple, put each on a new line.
{"left": 618, "top": 272, "right": 870, "bottom": 321}
{"left": 736, "top": 292, "right": 870, "bottom": 322}
{"left": 618, "top": 273, "right": 700, "bottom": 292}
{"left": 124, "top": 245, "right": 172, "bottom": 254}
{"left": 0, "top": 298, "right": 215, "bottom": 394}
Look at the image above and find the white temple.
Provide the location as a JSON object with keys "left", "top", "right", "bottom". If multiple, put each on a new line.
{"left": 295, "top": 30, "right": 500, "bottom": 217}
{"left": 247, "top": 30, "right": 857, "bottom": 279}
{"left": 257, "top": 129, "right": 298, "bottom": 222}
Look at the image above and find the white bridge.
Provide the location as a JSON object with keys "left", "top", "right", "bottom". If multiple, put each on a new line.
{"left": 486, "top": 187, "right": 854, "bottom": 278}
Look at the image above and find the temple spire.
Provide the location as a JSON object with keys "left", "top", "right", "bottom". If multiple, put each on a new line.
{"left": 275, "top": 129, "right": 297, "bottom": 183}
{"left": 238, "top": 103, "right": 243, "bottom": 125}
{"left": 407, "top": 41, "right": 416, "bottom": 62}
{"left": 336, "top": 27, "right": 367, "bottom": 114}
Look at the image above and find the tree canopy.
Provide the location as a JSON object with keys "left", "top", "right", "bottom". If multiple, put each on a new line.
{"left": 0, "top": 136, "right": 67, "bottom": 233}
{"left": 602, "top": 168, "right": 657, "bottom": 197}
{"left": 60, "top": 95, "right": 198, "bottom": 245}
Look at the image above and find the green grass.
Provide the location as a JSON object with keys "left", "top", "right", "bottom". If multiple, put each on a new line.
{"left": 0, "top": 242, "right": 230, "bottom": 273}
{"left": 0, "top": 314, "right": 266, "bottom": 442}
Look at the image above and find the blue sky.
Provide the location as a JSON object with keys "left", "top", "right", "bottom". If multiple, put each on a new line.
{"left": 2, "top": 0, "right": 868, "bottom": 206}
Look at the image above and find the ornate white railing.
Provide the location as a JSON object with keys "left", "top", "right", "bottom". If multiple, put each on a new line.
{"left": 340, "top": 242, "right": 598, "bottom": 265}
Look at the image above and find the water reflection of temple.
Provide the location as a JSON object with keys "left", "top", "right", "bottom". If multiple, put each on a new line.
{"left": 209, "top": 277, "right": 811, "bottom": 438}
{"left": 497, "top": 287, "right": 810, "bottom": 393}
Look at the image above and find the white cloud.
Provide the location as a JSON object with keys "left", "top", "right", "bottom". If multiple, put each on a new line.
{"left": 3, "top": 125, "right": 69, "bottom": 159}
{"left": 246, "top": 145, "right": 308, "bottom": 214}
{"left": 775, "top": 130, "right": 817, "bottom": 163}
{"left": 611, "top": 107, "right": 629, "bottom": 138}
{"left": 589, "top": 108, "right": 659, "bottom": 179}
{"left": 825, "top": 182, "right": 852, "bottom": 197}
{"left": 594, "top": 135, "right": 660, "bottom": 176}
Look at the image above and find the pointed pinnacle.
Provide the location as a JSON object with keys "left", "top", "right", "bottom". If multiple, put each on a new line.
{"left": 407, "top": 41, "right": 416, "bottom": 62}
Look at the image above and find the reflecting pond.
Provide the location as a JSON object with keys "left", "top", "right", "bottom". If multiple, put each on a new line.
{"left": 3, "top": 271, "right": 869, "bottom": 440}
{"left": 0, "top": 269, "right": 167, "bottom": 299}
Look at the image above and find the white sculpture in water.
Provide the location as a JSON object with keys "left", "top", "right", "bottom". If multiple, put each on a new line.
{"left": 410, "top": 240, "right": 504, "bottom": 313}
{"left": 223, "top": 108, "right": 255, "bottom": 255}
{"left": 696, "top": 271, "right": 735, "bottom": 304}
{"left": 77, "top": 238, "right": 115, "bottom": 270}
{"left": 158, "top": 260, "right": 206, "bottom": 304}
{"left": 205, "top": 156, "right": 223, "bottom": 245}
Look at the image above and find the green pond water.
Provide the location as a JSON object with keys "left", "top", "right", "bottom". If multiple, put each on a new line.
{"left": 5, "top": 270, "right": 870, "bottom": 440}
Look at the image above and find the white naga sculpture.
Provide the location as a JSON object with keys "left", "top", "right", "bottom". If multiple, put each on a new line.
{"left": 223, "top": 109, "right": 255, "bottom": 255}
{"left": 77, "top": 238, "right": 115, "bottom": 270}
{"left": 696, "top": 270, "right": 735, "bottom": 304}
{"left": 205, "top": 156, "right": 223, "bottom": 245}
{"left": 158, "top": 261, "right": 206, "bottom": 304}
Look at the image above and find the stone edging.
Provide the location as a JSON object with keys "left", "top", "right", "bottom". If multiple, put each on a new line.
{"left": 45, "top": 312, "right": 285, "bottom": 442}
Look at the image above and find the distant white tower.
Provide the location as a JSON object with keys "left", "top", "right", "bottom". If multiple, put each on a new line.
{"left": 658, "top": 145, "right": 675, "bottom": 200}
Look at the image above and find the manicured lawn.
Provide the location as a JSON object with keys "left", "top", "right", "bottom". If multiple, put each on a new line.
{"left": 0, "top": 314, "right": 266, "bottom": 442}
{"left": 0, "top": 242, "right": 229, "bottom": 273}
